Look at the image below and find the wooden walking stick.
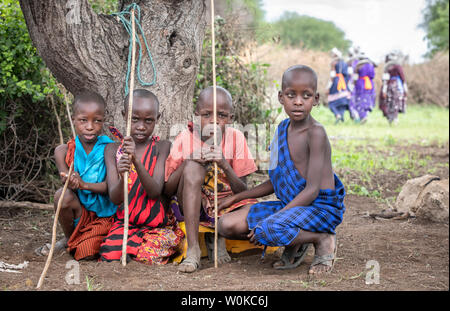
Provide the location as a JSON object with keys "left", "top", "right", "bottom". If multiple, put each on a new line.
{"left": 36, "top": 94, "right": 76, "bottom": 289}
{"left": 121, "top": 8, "right": 137, "bottom": 266}
{"left": 210, "top": 0, "right": 219, "bottom": 269}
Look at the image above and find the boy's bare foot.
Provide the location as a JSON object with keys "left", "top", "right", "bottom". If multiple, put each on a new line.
{"left": 308, "top": 234, "right": 337, "bottom": 274}
{"left": 205, "top": 233, "right": 231, "bottom": 264}
{"left": 178, "top": 245, "right": 201, "bottom": 273}
{"left": 34, "top": 237, "right": 68, "bottom": 257}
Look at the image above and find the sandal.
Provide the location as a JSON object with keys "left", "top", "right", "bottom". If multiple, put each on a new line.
{"left": 178, "top": 254, "right": 201, "bottom": 273}
{"left": 273, "top": 243, "right": 311, "bottom": 270}
{"left": 308, "top": 235, "right": 338, "bottom": 274}
{"left": 34, "top": 238, "right": 68, "bottom": 257}
{"left": 34, "top": 243, "right": 51, "bottom": 256}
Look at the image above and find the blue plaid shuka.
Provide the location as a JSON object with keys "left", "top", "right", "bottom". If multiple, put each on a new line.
{"left": 247, "top": 118, "right": 346, "bottom": 247}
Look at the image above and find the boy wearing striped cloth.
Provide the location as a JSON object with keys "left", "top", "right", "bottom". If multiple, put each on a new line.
{"left": 218, "top": 65, "right": 346, "bottom": 274}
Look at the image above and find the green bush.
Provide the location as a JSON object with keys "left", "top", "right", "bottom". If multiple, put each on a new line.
{"left": 0, "top": 0, "right": 61, "bottom": 127}
{"left": 89, "top": 0, "right": 118, "bottom": 14}
{"left": 420, "top": 0, "right": 449, "bottom": 57}
{"left": 269, "top": 11, "right": 351, "bottom": 52}
{"left": 0, "top": 0, "right": 64, "bottom": 202}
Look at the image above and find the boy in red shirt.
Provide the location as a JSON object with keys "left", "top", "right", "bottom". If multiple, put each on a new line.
{"left": 165, "top": 86, "right": 257, "bottom": 273}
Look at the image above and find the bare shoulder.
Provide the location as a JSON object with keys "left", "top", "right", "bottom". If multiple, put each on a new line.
{"left": 104, "top": 142, "right": 120, "bottom": 156}
{"left": 54, "top": 143, "right": 68, "bottom": 157}
{"left": 307, "top": 121, "right": 330, "bottom": 147}
{"left": 105, "top": 141, "right": 120, "bottom": 152}
{"left": 54, "top": 144, "right": 69, "bottom": 170}
{"left": 156, "top": 139, "right": 171, "bottom": 155}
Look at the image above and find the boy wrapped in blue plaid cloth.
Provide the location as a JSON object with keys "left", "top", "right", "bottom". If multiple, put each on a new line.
{"left": 217, "top": 65, "right": 346, "bottom": 274}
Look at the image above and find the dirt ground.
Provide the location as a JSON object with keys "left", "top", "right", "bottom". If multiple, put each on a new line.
{"left": 0, "top": 143, "right": 448, "bottom": 292}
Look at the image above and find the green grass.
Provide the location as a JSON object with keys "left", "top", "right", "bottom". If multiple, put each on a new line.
{"left": 309, "top": 104, "right": 449, "bottom": 199}
{"left": 311, "top": 104, "right": 449, "bottom": 146}
{"left": 85, "top": 275, "right": 103, "bottom": 291}
{"left": 309, "top": 104, "right": 448, "bottom": 171}
{"left": 269, "top": 104, "right": 448, "bottom": 200}
{"left": 331, "top": 144, "right": 432, "bottom": 172}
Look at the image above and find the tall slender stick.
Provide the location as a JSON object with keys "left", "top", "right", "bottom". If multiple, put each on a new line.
{"left": 121, "top": 8, "right": 136, "bottom": 266}
{"left": 37, "top": 95, "right": 76, "bottom": 289}
{"left": 210, "top": 0, "right": 219, "bottom": 269}
{"left": 49, "top": 95, "right": 64, "bottom": 145}
{"left": 65, "top": 93, "right": 76, "bottom": 139}
{"left": 36, "top": 162, "right": 74, "bottom": 289}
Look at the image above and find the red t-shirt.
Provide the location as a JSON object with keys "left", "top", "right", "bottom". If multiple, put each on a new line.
{"left": 165, "top": 126, "right": 257, "bottom": 182}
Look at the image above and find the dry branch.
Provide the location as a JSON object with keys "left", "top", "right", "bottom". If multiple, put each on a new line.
{"left": 36, "top": 162, "right": 74, "bottom": 289}
{"left": 0, "top": 200, "right": 53, "bottom": 211}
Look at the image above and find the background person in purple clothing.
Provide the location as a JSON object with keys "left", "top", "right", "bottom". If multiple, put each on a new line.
{"left": 349, "top": 56, "right": 377, "bottom": 123}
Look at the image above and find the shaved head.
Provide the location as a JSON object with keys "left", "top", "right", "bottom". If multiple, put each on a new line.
{"left": 196, "top": 86, "right": 233, "bottom": 112}
{"left": 72, "top": 89, "right": 106, "bottom": 115}
{"left": 124, "top": 89, "right": 160, "bottom": 112}
{"left": 281, "top": 65, "right": 318, "bottom": 91}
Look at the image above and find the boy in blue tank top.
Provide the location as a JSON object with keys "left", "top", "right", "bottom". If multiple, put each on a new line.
{"left": 35, "top": 90, "right": 117, "bottom": 260}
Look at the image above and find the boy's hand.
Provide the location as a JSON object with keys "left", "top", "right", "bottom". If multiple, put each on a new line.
{"left": 60, "top": 171, "right": 83, "bottom": 190}
{"left": 117, "top": 153, "right": 132, "bottom": 175}
{"left": 218, "top": 195, "right": 237, "bottom": 211}
{"left": 72, "top": 172, "right": 86, "bottom": 190}
{"left": 122, "top": 136, "right": 137, "bottom": 164}
{"left": 202, "top": 145, "right": 228, "bottom": 169}
{"left": 191, "top": 155, "right": 208, "bottom": 166}
{"left": 247, "top": 229, "right": 262, "bottom": 246}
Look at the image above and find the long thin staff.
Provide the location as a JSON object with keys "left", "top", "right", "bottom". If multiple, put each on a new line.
{"left": 37, "top": 93, "right": 76, "bottom": 289}
{"left": 210, "top": 0, "right": 219, "bottom": 269}
{"left": 121, "top": 8, "right": 136, "bottom": 266}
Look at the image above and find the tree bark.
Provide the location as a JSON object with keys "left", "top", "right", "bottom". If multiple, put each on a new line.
{"left": 19, "top": 0, "right": 207, "bottom": 139}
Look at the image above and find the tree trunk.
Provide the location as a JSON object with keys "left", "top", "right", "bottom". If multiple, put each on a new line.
{"left": 19, "top": 0, "right": 207, "bottom": 139}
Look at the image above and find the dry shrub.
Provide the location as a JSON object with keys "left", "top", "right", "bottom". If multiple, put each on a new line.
{"left": 249, "top": 44, "right": 449, "bottom": 108}
{"left": 246, "top": 43, "right": 331, "bottom": 101}
{"left": 0, "top": 97, "right": 63, "bottom": 203}
{"left": 403, "top": 52, "right": 449, "bottom": 107}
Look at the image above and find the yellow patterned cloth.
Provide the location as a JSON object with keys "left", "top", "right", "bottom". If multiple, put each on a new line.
{"left": 135, "top": 214, "right": 185, "bottom": 265}
{"left": 172, "top": 221, "right": 278, "bottom": 264}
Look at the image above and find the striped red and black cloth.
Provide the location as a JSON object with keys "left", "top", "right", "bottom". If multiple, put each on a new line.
{"left": 99, "top": 137, "right": 169, "bottom": 262}
{"left": 67, "top": 208, "right": 114, "bottom": 260}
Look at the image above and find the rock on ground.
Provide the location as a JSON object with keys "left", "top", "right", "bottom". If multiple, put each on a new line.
{"left": 396, "top": 175, "right": 449, "bottom": 223}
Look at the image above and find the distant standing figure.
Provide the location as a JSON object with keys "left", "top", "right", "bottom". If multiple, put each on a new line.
{"left": 345, "top": 46, "right": 361, "bottom": 94}
{"left": 349, "top": 57, "right": 376, "bottom": 123}
{"left": 379, "top": 53, "right": 408, "bottom": 124}
{"left": 327, "top": 48, "right": 351, "bottom": 124}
